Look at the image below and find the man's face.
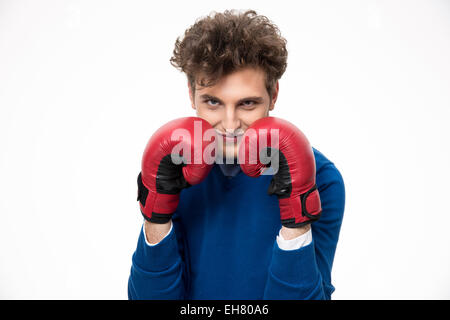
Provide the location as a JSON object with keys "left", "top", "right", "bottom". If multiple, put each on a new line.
{"left": 189, "top": 66, "right": 278, "bottom": 160}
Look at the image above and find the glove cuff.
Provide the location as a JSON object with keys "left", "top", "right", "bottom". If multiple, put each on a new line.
{"left": 137, "top": 173, "right": 179, "bottom": 222}
{"left": 279, "top": 184, "right": 322, "bottom": 228}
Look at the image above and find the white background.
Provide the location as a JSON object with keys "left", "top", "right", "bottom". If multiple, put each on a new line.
{"left": 1, "top": 0, "right": 449, "bottom": 299}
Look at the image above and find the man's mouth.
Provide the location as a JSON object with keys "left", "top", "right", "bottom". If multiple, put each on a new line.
{"left": 215, "top": 129, "right": 244, "bottom": 143}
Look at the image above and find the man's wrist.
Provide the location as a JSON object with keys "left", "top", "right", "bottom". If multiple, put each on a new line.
{"left": 280, "top": 224, "right": 311, "bottom": 240}
{"left": 143, "top": 219, "right": 172, "bottom": 245}
{"left": 277, "top": 225, "right": 312, "bottom": 251}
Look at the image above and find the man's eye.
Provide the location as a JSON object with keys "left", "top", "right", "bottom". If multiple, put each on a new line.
{"left": 206, "top": 99, "right": 219, "bottom": 106}
{"left": 240, "top": 101, "right": 256, "bottom": 108}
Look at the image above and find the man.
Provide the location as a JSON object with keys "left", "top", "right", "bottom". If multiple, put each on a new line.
{"left": 128, "top": 9, "right": 345, "bottom": 300}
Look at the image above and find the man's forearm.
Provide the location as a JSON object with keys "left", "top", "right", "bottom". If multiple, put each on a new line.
{"left": 129, "top": 219, "right": 184, "bottom": 299}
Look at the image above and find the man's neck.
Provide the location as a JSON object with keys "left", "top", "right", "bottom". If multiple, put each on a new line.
{"left": 216, "top": 158, "right": 241, "bottom": 177}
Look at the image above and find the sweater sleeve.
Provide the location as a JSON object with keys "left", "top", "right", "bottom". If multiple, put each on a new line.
{"left": 127, "top": 222, "right": 185, "bottom": 300}
{"left": 263, "top": 163, "right": 345, "bottom": 300}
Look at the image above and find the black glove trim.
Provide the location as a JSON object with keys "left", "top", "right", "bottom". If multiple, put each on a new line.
{"left": 156, "top": 154, "right": 191, "bottom": 194}
{"left": 137, "top": 172, "right": 148, "bottom": 207}
{"left": 300, "top": 184, "right": 321, "bottom": 219}
{"left": 141, "top": 211, "right": 172, "bottom": 224}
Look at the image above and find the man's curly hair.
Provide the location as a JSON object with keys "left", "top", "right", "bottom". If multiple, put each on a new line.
{"left": 170, "top": 9, "right": 288, "bottom": 98}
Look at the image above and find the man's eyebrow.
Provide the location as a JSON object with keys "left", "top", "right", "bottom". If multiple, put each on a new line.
{"left": 199, "top": 94, "right": 264, "bottom": 104}
{"left": 237, "top": 96, "right": 264, "bottom": 103}
{"left": 199, "top": 94, "right": 222, "bottom": 102}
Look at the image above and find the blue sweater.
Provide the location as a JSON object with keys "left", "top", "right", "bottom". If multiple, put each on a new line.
{"left": 128, "top": 148, "right": 345, "bottom": 300}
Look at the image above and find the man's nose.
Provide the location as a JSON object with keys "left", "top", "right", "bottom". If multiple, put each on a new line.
{"left": 222, "top": 106, "right": 240, "bottom": 133}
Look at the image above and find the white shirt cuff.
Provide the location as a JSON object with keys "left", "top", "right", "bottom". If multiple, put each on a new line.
{"left": 142, "top": 220, "right": 173, "bottom": 246}
{"left": 276, "top": 228, "right": 312, "bottom": 251}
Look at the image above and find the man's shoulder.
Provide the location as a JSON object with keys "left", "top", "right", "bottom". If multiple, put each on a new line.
{"left": 312, "top": 147, "right": 345, "bottom": 225}
{"left": 312, "top": 147, "right": 336, "bottom": 172}
{"left": 312, "top": 147, "right": 345, "bottom": 188}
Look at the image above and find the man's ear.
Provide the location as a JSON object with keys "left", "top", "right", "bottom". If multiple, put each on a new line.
{"left": 269, "top": 81, "right": 279, "bottom": 111}
{"left": 188, "top": 81, "right": 196, "bottom": 110}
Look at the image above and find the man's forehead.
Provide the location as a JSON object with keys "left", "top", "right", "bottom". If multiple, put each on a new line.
{"left": 194, "top": 66, "right": 266, "bottom": 88}
{"left": 194, "top": 69, "right": 266, "bottom": 94}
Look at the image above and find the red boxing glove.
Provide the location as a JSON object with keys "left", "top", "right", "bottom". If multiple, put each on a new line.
{"left": 137, "top": 117, "right": 216, "bottom": 223}
{"left": 238, "top": 117, "right": 322, "bottom": 228}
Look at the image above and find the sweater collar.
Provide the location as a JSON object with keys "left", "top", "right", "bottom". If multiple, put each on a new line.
{"left": 216, "top": 159, "right": 241, "bottom": 178}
